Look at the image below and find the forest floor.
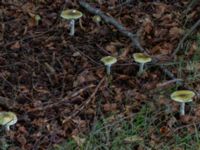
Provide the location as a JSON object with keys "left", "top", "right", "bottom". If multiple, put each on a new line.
{"left": 0, "top": 0, "right": 200, "bottom": 150}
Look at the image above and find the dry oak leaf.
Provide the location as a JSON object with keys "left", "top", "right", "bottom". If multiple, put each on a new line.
{"left": 169, "top": 27, "right": 184, "bottom": 40}
{"left": 188, "top": 42, "right": 198, "bottom": 56}
{"left": 143, "top": 17, "right": 154, "bottom": 34}
{"left": 154, "top": 28, "right": 168, "bottom": 39}
{"left": 114, "top": 87, "right": 124, "bottom": 101}
{"left": 167, "top": 116, "right": 177, "bottom": 128}
{"left": 180, "top": 115, "right": 195, "bottom": 124}
{"left": 105, "top": 43, "right": 117, "bottom": 54}
{"left": 151, "top": 42, "right": 174, "bottom": 54}
{"left": 103, "top": 103, "right": 117, "bottom": 112}
{"left": 74, "top": 70, "right": 96, "bottom": 87}
{"left": 119, "top": 47, "right": 131, "bottom": 60}
{"left": 10, "top": 41, "right": 20, "bottom": 49}
{"left": 153, "top": 3, "right": 169, "bottom": 18}
{"left": 105, "top": 41, "right": 123, "bottom": 54}
{"left": 72, "top": 135, "right": 86, "bottom": 147}
{"left": 195, "top": 106, "right": 200, "bottom": 117}
{"left": 160, "top": 126, "right": 170, "bottom": 135}
{"left": 16, "top": 135, "right": 27, "bottom": 148}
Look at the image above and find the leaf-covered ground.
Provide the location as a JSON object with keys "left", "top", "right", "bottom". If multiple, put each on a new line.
{"left": 0, "top": 0, "right": 200, "bottom": 149}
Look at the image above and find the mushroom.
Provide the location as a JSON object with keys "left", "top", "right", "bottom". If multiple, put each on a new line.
{"left": 101, "top": 56, "right": 117, "bottom": 75}
{"left": 92, "top": 15, "right": 101, "bottom": 26}
{"left": 60, "top": 9, "right": 83, "bottom": 36}
{"left": 170, "top": 90, "right": 195, "bottom": 116}
{"left": 35, "top": 14, "right": 41, "bottom": 26}
{"left": 0, "top": 112, "right": 17, "bottom": 131}
{"left": 133, "top": 53, "right": 152, "bottom": 75}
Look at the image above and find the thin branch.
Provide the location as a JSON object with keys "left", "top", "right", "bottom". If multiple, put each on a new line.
{"left": 156, "top": 79, "right": 183, "bottom": 87}
{"left": 172, "top": 19, "right": 200, "bottom": 56}
{"left": 79, "top": 1, "right": 145, "bottom": 52}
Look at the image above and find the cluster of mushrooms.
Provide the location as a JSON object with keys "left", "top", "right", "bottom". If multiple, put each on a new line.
{"left": 100, "top": 53, "right": 195, "bottom": 116}
{"left": 0, "top": 9, "right": 195, "bottom": 132}
{"left": 59, "top": 9, "right": 196, "bottom": 116}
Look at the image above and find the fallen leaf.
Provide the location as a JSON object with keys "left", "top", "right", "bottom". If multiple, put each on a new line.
{"left": 180, "top": 115, "right": 194, "bottom": 123}
{"left": 119, "top": 47, "right": 131, "bottom": 60}
{"left": 16, "top": 135, "right": 27, "bottom": 148}
{"left": 153, "top": 3, "right": 169, "bottom": 18}
{"left": 10, "top": 41, "right": 20, "bottom": 49}
{"left": 105, "top": 43, "right": 117, "bottom": 54}
{"left": 169, "top": 26, "right": 184, "bottom": 40}
{"left": 143, "top": 17, "right": 154, "bottom": 34}
{"left": 160, "top": 126, "right": 170, "bottom": 135}
{"left": 72, "top": 135, "right": 86, "bottom": 147}
{"left": 151, "top": 42, "right": 174, "bottom": 54}
{"left": 103, "top": 103, "right": 117, "bottom": 112}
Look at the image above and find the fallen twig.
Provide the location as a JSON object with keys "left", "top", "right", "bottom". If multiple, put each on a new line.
{"left": 79, "top": 1, "right": 145, "bottom": 52}
{"left": 172, "top": 18, "right": 200, "bottom": 56}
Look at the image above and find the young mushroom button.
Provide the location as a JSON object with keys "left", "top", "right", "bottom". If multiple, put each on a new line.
{"left": 0, "top": 112, "right": 17, "bottom": 131}
{"left": 101, "top": 56, "right": 117, "bottom": 75}
{"left": 60, "top": 9, "right": 83, "bottom": 36}
{"left": 133, "top": 53, "right": 152, "bottom": 75}
{"left": 171, "top": 90, "right": 195, "bottom": 116}
{"left": 92, "top": 15, "right": 101, "bottom": 26}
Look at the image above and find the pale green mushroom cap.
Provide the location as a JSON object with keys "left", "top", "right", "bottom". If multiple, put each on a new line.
{"left": 133, "top": 53, "right": 152, "bottom": 64}
{"left": 171, "top": 90, "right": 195, "bottom": 103}
{"left": 0, "top": 112, "right": 17, "bottom": 126}
{"left": 35, "top": 14, "right": 41, "bottom": 22}
{"left": 101, "top": 56, "right": 117, "bottom": 66}
{"left": 92, "top": 15, "right": 101, "bottom": 23}
{"left": 61, "top": 9, "right": 83, "bottom": 20}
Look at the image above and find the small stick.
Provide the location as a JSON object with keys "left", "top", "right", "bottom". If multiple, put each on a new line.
{"left": 157, "top": 79, "right": 183, "bottom": 87}
{"left": 79, "top": 1, "right": 145, "bottom": 52}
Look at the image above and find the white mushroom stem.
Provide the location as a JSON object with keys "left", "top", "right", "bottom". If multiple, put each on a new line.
{"left": 106, "top": 64, "right": 112, "bottom": 75}
{"left": 180, "top": 102, "right": 185, "bottom": 116}
{"left": 69, "top": 19, "right": 75, "bottom": 36}
{"left": 138, "top": 63, "right": 145, "bottom": 75}
{"left": 96, "top": 22, "right": 100, "bottom": 27}
{"left": 6, "top": 125, "right": 10, "bottom": 131}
